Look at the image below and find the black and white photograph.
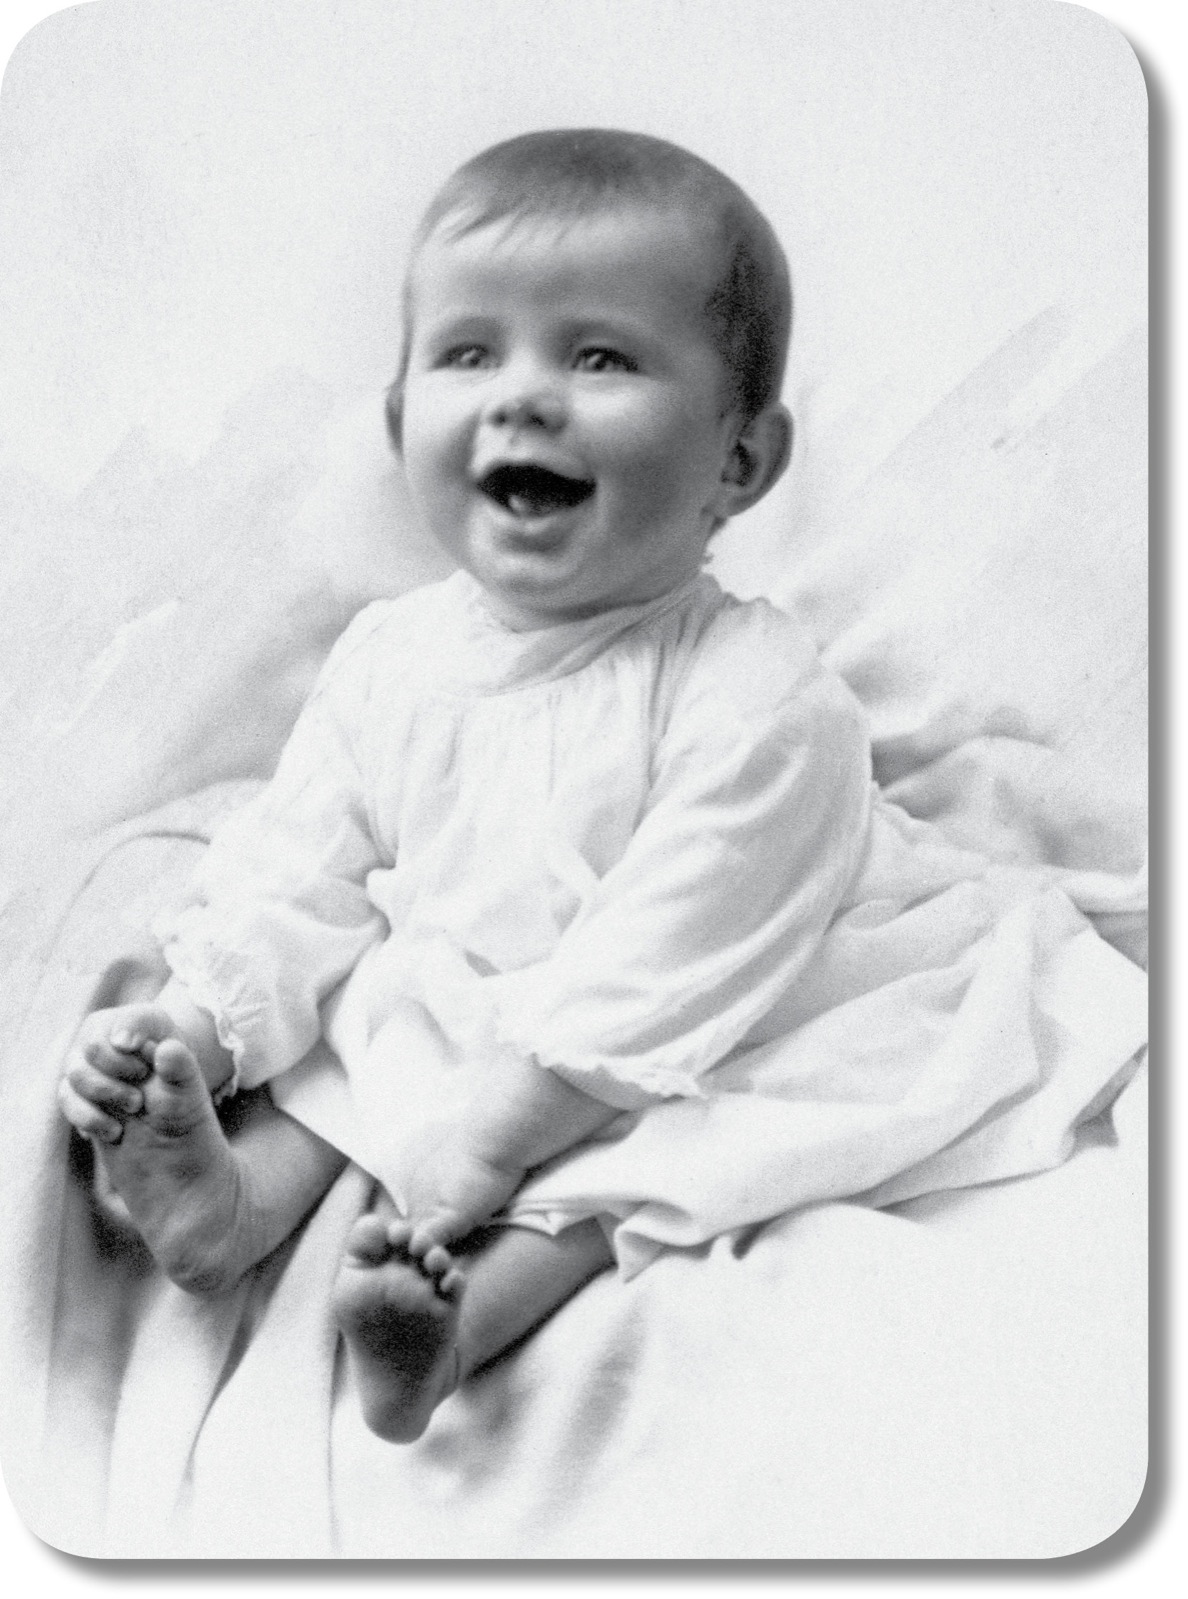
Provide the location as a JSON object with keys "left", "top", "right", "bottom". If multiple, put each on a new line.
{"left": 0, "top": 0, "right": 1153, "bottom": 1569}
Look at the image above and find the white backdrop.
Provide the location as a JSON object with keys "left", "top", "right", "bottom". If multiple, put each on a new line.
{"left": 0, "top": 0, "right": 1147, "bottom": 894}
{"left": 0, "top": 0, "right": 1144, "bottom": 498}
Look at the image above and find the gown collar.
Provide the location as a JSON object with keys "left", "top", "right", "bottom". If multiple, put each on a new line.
{"left": 437, "top": 569, "right": 720, "bottom": 694}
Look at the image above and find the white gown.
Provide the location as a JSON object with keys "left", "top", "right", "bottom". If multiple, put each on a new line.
{"left": 158, "top": 572, "right": 1146, "bottom": 1277}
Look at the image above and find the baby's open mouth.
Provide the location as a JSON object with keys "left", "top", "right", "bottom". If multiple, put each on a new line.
{"left": 479, "top": 463, "right": 595, "bottom": 519}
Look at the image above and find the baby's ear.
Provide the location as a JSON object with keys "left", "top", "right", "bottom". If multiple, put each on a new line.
{"left": 716, "top": 404, "right": 793, "bottom": 519}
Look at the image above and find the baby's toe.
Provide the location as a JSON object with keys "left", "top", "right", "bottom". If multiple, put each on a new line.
{"left": 67, "top": 1061, "right": 143, "bottom": 1117}
{"left": 83, "top": 1038, "right": 152, "bottom": 1083}
{"left": 383, "top": 1218, "right": 415, "bottom": 1256}
{"left": 150, "top": 1038, "right": 204, "bottom": 1092}
{"left": 439, "top": 1266, "right": 465, "bottom": 1301}
{"left": 408, "top": 1217, "right": 455, "bottom": 1258}
{"left": 57, "top": 1078, "right": 123, "bottom": 1144}
{"left": 345, "top": 1214, "right": 393, "bottom": 1264}
{"left": 421, "top": 1243, "right": 455, "bottom": 1282}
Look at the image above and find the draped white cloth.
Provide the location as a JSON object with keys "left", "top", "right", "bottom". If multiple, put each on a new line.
{"left": 157, "top": 572, "right": 1146, "bottom": 1278}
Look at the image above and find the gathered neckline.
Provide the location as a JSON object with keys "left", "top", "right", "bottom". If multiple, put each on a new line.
{"left": 432, "top": 570, "right": 724, "bottom": 695}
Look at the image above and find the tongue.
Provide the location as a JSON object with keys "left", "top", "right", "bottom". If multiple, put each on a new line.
{"left": 508, "top": 490, "right": 565, "bottom": 518}
{"left": 484, "top": 464, "right": 592, "bottom": 518}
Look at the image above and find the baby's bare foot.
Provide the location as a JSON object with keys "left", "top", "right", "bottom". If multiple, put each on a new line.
{"left": 333, "top": 1212, "right": 464, "bottom": 1442}
{"left": 94, "top": 1038, "right": 253, "bottom": 1293}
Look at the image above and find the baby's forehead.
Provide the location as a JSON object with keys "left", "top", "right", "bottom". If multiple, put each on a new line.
{"left": 409, "top": 201, "right": 727, "bottom": 308}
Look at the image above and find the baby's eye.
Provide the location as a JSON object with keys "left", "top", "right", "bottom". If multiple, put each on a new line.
{"left": 440, "top": 344, "right": 493, "bottom": 370}
{"left": 573, "top": 347, "right": 635, "bottom": 374}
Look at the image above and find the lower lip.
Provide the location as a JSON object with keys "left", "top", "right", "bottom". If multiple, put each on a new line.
{"left": 484, "top": 500, "right": 584, "bottom": 548}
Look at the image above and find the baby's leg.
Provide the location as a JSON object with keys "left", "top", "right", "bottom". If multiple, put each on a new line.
{"left": 94, "top": 1039, "right": 347, "bottom": 1293}
{"left": 333, "top": 1209, "right": 613, "bottom": 1443}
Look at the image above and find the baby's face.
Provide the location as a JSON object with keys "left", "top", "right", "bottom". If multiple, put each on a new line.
{"left": 399, "top": 207, "right": 741, "bottom": 629}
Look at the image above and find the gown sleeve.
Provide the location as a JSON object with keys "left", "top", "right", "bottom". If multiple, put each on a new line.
{"left": 493, "top": 605, "right": 874, "bottom": 1110}
{"left": 155, "top": 605, "right": 393, "bottom": 1092}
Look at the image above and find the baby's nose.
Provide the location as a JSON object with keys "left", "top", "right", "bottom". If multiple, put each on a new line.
{"left": 486, "top": 369, "right": 566, "bottom": 431}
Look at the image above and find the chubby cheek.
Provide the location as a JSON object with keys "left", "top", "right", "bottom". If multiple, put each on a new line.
{"left": 605, "top": 420, "right": 718, "bottom": 533}
{"left": 400, "top": 415, "right": 471, "bottom": 522}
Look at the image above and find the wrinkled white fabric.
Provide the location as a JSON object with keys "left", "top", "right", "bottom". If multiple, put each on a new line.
{"left": 157, "top": 572, "right": 1146, "bottom": 1276}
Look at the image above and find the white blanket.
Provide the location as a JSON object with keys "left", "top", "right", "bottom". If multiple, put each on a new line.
{"left": 0, "top": 813, "right": 1148, "bottom": 1557}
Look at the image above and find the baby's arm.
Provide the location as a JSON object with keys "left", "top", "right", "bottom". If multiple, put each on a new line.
{"left": 400, "top": 630, "right": 873, "bottom": 1250}
{"left": 394, "top": 653, "right": 871, "bottom": 1250}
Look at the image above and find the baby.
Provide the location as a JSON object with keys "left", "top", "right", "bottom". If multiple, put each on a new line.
{"left": 58, "top": 129, "right": 1133, "bottom": 1446}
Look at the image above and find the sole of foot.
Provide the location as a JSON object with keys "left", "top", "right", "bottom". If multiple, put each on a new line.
{"left": 333, "top": 1215, "right": 464, "bottom": 1443}
{"left": 94, "top": 1037, "right": 248, "bottom": 1294}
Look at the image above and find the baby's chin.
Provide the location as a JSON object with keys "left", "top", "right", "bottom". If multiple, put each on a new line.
{"left": 444, "top": 505, "right": 710, "bottom": 627}
{"left": 489, "top": 570, "right": 695, "bottom": 631}
{"left": 464, "top": 562, "right": 619, "bottom": 630}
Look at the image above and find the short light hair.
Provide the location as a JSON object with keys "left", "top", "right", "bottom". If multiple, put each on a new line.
{"left": 386, "top": 128, "right": 791, "bottom": 448}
